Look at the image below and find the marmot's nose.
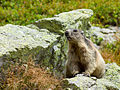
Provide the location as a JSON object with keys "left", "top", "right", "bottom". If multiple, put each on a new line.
{"left": 65, "top": 31, "right": 69, "bottom": 36}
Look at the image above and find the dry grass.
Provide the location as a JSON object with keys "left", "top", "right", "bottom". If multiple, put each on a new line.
{"left": 101, "top": 49, "right": 118, "bottom": 64}
{"left": 101, "top": 49, "right": 120, "bottom": 66}
{"left": 0, "top": 57, "right": 62, "bottom": 90}
{"left": 101, "top": 35, "right": 120, "bottom": 66}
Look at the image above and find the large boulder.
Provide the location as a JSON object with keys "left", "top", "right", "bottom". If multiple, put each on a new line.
{"left": 0, "top": 24, "right": 59, "bottom": 67}
{"left": 61, "top": 63, "right": 120, "bottom": 90}
{"left": 35, "top": 9, "right": 93, "bottom": 34}
{"left": 89, "top": 26, "right": 120, "bottom": 46}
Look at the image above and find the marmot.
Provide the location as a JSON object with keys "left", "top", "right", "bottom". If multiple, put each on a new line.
{"left": 65, "top": 29, "right": 105, "bottom": 78}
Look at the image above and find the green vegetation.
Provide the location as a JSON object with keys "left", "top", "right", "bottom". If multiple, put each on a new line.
{"left": 0, "top": 0, "right": 120, "bottom": 26}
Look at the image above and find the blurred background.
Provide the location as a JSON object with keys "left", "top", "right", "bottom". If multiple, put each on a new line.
{"left": 0, "top": 0, "right": 120, "bottom": 27}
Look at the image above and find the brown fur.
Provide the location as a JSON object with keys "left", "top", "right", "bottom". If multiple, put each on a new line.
{"left": 65, "top": 29, "right": 105, "bottom": 78}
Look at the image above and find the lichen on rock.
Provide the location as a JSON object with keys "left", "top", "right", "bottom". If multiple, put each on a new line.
{"left": 61, "top": 63, "right": 120, "bottom": 90}
{"left": 0, "top": 24, "right": 60, "bottom": 67}
{"left": 89, "top": 26, "right": 119, "bottom": 46}
{"left": 35, "top": 9, "right": 93, "bottom": 34}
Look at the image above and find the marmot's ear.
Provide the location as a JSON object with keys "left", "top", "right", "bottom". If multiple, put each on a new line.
{"left": 81, "top": 30, "right": 84, "bottom": 35}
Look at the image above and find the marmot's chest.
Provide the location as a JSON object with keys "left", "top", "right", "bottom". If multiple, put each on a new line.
{"left": 74, "top": 49, "right": 91, "bottom": 64}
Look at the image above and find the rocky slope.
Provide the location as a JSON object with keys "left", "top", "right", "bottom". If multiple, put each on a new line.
{"left": 0, "top": 9, "right": 120, "bottom": 89}
{"left": 61, "top": 63, "right": 120, "bottom": 90}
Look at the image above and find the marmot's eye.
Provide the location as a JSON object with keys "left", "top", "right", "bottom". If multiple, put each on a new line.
{"left": 73, "top": 29, "right": 77, "bottom": 32}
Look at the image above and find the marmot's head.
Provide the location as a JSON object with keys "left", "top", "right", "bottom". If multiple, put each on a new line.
{"left": 65, "top": 29, "right": 84, "bottom": 43}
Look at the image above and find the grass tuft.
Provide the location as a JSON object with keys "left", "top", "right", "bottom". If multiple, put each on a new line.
{"left": 0, "top": 57, "right": 62, "bottom": 90}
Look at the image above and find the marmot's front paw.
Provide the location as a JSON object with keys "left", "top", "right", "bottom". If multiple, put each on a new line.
{"left": 73, "top": 71, "right": 79, "bottom": 77}
{"left": 82, "top": 72, "right": 90, "bottom": 77}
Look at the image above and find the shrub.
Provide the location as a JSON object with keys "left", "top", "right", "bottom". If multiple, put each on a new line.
{"left": 0, "top": 0, "right": 119, "bottom": 26}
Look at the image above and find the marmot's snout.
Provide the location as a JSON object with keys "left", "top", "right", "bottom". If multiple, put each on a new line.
{"left": 65, "top": 31, "right": 72, "bottom": 40}
{"left": 65, "top": 31, "right": 69, "bottom": 37}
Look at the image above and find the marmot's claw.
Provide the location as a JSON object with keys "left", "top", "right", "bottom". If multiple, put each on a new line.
{"left": 82, "top": 72, "right": 90, "bottom": 77}
{"left": 73, "top": 71, "right": 79, "bottom": 77}
{"left": 74, "top": 73, "right": 79, "bottom": 77}
{"left": 75, "top": 74, "right": 84, "bottom": 77}
{"left": 73, "top": 72, "right": 79, "bottom": 77}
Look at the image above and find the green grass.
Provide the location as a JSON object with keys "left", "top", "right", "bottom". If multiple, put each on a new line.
{"left": 0, "top": 0, "right": 120, "bottom": 26}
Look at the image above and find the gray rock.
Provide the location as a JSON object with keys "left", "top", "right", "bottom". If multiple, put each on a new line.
{"left": 0, "top": 24, "right": 66, "bottom": 76}
{"left": 108, "top": 26, "right": 120, "bottom": 31}
{"left": 89, "top": 26, "right": 118, "bottom": 45}
{"left": 0, "top": 24, "right": 60, "bottom": 67}
{"left": 0, "top": 24, "right": 59, "bottom": 52}
{"left": 61, "top": 63, "right": 120, "bottom": 90}
{"left": 35, "top": 9, "right": 93, "bottom": 34}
